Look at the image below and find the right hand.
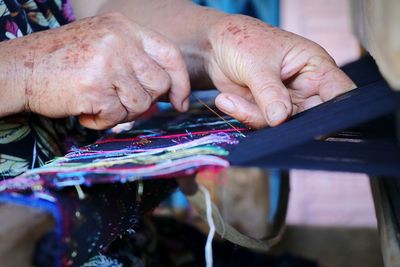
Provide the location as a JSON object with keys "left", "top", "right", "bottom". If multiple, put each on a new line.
{"left": 204, "top": 15, "right": 356, "bottom": 128}
{"left": 13, "top": 13, "right": 190, "bottom": 129}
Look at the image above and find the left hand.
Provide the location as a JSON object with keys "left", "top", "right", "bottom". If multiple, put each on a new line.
{"left": 205, "top": 15, "right": 356, "bottom": 128}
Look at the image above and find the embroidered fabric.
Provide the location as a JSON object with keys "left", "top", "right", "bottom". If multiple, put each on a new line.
{"left": 1, "top": 106, "right": 248, "bottom": 266}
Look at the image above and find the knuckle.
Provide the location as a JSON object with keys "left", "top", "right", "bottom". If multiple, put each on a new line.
{"left": 308, "top": 56, "right": 339, "bottom": 81}
{"left": 77, "top": 74, "right": 99, "bottom": 92}
{"left": 167, "top": 45, "right": 180, "bottom": 59}
{"left": 94, "top": 16, "right": 130, "bottom": 47}
{"left": 148, "top": 80, "right": 170, "bottom": 97}
{"left": 100, "top": 12, "right": 127, "bottom": 23}
{"left": 156, "top": 72, "right": 171, "bottom": 94}
{"left": 136, "top": 63, "right": 171, "bottom": 97}
{"left": 98, "top": 30, "right": 123, "bottom": 47}
{"left": 78, "top": 57, "right": 109, "bottom": 88}
{"left": 132, "top": 92, "right": 152, "bottom": 114}
{"left": 308, "top": 54, "right": 336, "bottom": 69}
{"left": 255, "top": 82, "right": 287, "bottom": 99}
{"left": 134, "top": 57, "right": 151, "bottom": 73}
{"left": 158, "top": 43, "right": 181, "bottom": 62}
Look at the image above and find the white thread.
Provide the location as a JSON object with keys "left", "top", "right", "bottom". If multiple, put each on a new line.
{"left": 74, "top": 184, "right": 86, "bottom": 200}
{"left": 199, "top": 185, "right": 215, "bottom": 267}
{"left": 81, "top": 254, "right": 123, "bottom": 267}
{"left": 31, "top": 140, "right": 37, "bottom": 169}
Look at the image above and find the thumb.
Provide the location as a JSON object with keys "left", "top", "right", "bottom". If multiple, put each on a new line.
{"left": 215, "top": 93, "right": 267, "bottom": 129}
{"left": 78, "top": 105, "right": 127, "bottom": 130}
{"left": 247, "top": 69, "right": 292, "bottom": 126}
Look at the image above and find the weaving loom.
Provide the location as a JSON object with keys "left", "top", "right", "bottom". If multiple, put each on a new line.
{"left": 0, "top": 55, "right": 399, "bottom": 266}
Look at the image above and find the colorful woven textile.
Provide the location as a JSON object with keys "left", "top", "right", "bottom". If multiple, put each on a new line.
{"left": 1, "top": 107, "right": 246, "bottom": 192}
{"left": 1, "top": 105, "right": 247, "bottom": 266}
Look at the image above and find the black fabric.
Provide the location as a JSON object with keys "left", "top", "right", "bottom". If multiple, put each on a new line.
{"left": 341, "top": 54, "right": 384, "bottom": 86}
{"left": 228, "top": 56, "right": 400, "bottom": 176}
{"left": 33, "top": 179, "right": 177, "bottom": 267}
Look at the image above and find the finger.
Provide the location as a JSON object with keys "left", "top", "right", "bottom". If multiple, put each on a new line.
{"left": 132, "top": 53, "right": 172, "bottom": 101}
{"left": 78, "top": 96, "right": 128, "bottom": 130}
{"left": 215, "top": 93, "right": 267, "bottom": 129}
{"left": 297, "top": 95, "right": 323, "bottom": 113}
{"left": 293, "top": 56, "right": 356, "bottom": 101}
{"left": 114, "top": 74, "right": 152, "bottom": 122}
{"left": 247, "top": 68, "right": 293, "bottom": 126}
{"left": 141, "top": 32, "right": 191, "bottom": 112}
{"left": 318, "top": 67, "right": 356, "bottom": 101}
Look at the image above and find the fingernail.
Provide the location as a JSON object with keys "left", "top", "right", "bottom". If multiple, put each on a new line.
{"left": 182, "top": 98, "right": 190, "bottom": 111}
{"left": 219, "top": 96, "right": 236, "bottom": 113}
{"left": 266, "top": 101, "right": 287, "bottom": 125}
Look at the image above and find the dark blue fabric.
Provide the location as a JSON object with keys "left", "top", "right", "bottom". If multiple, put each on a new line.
{"left": 247, "top": 137, "right": 400, "bottom": 176}
{"left": 229, "top": 81, "right": 399, "bottom": 163}
{"left": 0, "top": 180, "right": 177, "bottom": 267}
{"left": 228, "top": 56, "right": 400, "bottom": 176}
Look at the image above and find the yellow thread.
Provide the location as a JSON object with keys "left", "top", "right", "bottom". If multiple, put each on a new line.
{"left": 193, "top": 95, "right": 246, "bottom": 137}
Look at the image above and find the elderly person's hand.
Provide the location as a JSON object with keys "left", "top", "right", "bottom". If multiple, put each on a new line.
{"left": 0, "top": 12, "right": 190, "bottom": 129}
{"left": 95, "top": 1, "right": 356, "bottom": 129}
{"left": 206, "top": 15, "right": 356, "bottom": 128}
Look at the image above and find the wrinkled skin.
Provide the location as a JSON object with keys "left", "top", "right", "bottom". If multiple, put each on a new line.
{"left": 1, "top": 5, "right": 356, "bottom": 131}
{"left": 206, "top": 15, "right": 356, "bottom": 128}
{"left": 0, "top": 13, "right": 190, "bottom": 129}
{"left": 0, "top": 1, "right": 359, "bottom": 194}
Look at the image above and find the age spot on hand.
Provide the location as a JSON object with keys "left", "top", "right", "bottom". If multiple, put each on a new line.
{"left": 24, "top": 61, "right": 34, "bottom": 68}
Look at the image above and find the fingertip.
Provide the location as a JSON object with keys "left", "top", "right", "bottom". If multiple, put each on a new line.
{"left": 215, "top": 94, "right": 236, "bottom": 114}
{"left": 167, "top": 70, "right": 191, "bottom": 112}
{"left": 182, "top": 97, "right": 190, "bottom": 112}
{"left": 247, "top": 71, "right": 293, "bottom": 126}
{"left": 319, "top": 68, "right": 357, "bottom": 101}
{"left": 215, "top": 93, "right": 267, "bottom": 129}
{"left": 170, "top": 94, "right": 190, "bottom": 112}
{"left": 174, "top": 76, "right": 191, "bottom": 111}
{"left": 264, "top": 101, "right": 289, "bottom": 126}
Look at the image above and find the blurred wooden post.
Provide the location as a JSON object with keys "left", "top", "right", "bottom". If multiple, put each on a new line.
{"left": 350, "top": 0, "right": 400, "bottom": 90}
{"left": 351, "top": 2, "right": 400, "bottom": 267}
